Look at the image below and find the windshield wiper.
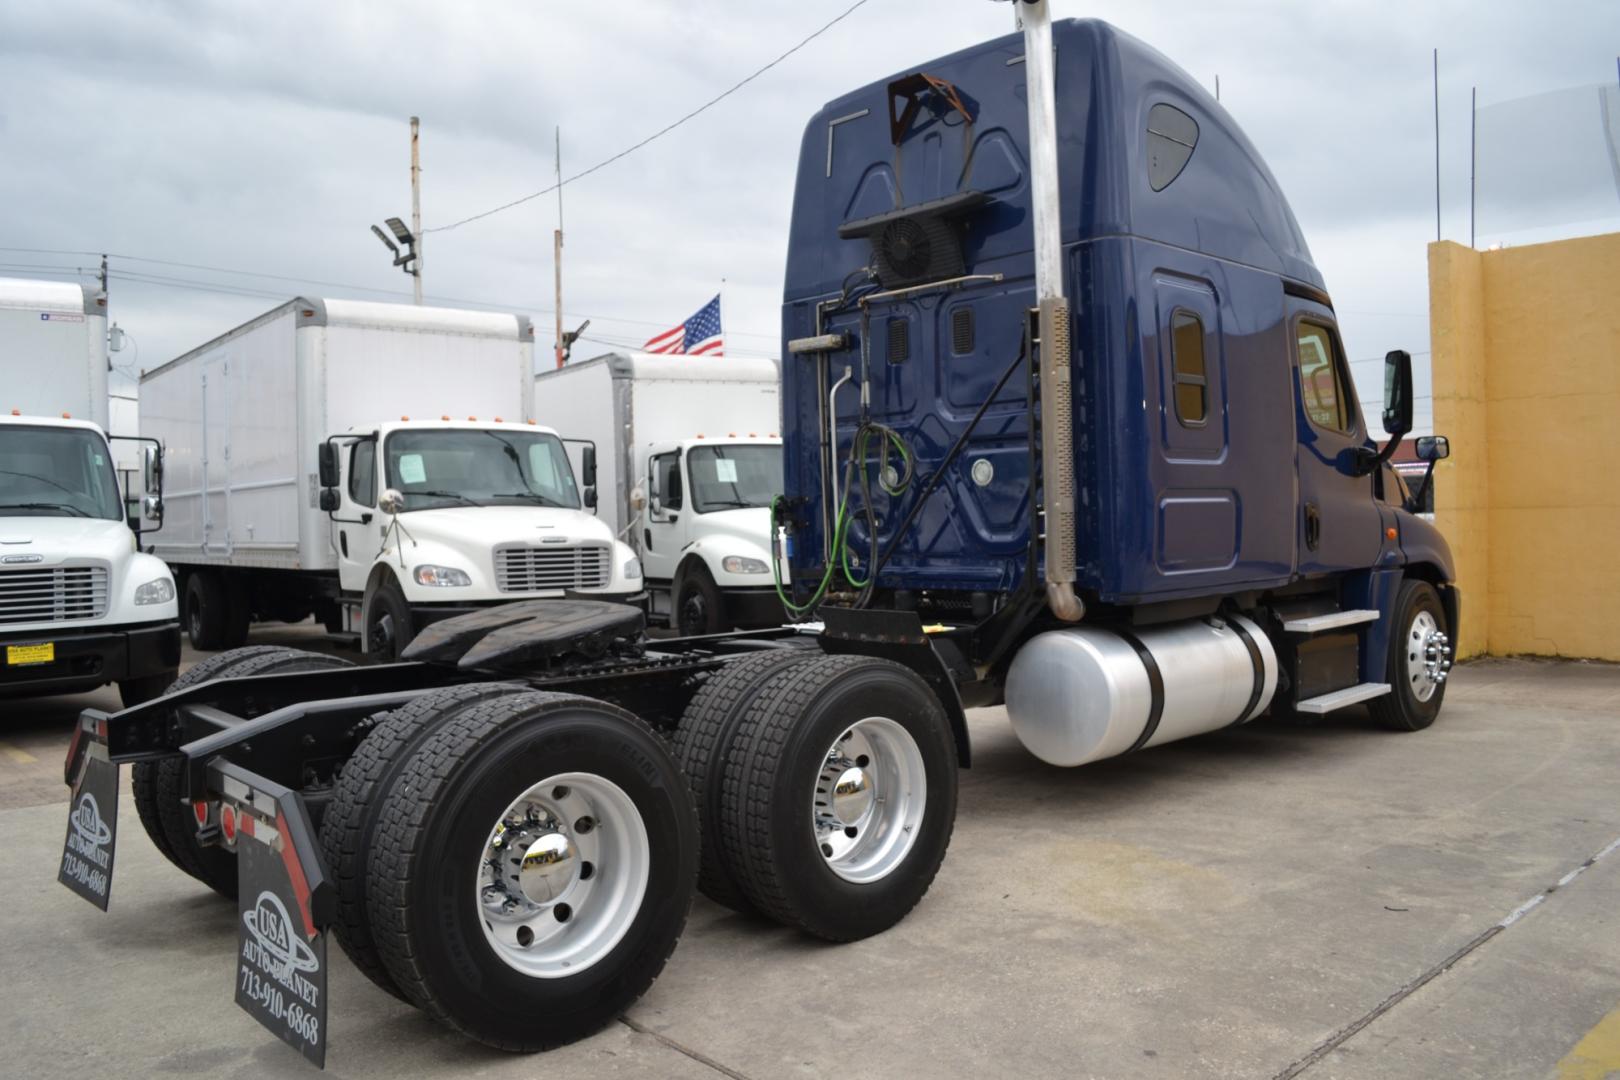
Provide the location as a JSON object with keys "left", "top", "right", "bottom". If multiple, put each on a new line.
{"left": 700, "top": 499, "right": 763, "bottom": 510}
{"left": 412, "top": 490, "right": 481, "bottom": 508}
{"left": 0, "top": 501, "right": 90, "bottom": 517}
{"left": 492, "top": 492, "right": 567, "bottom": 508}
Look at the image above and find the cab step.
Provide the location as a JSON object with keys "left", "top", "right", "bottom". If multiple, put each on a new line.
{"left": 1282, "top": 609, "right": 1380, "bottom": 634}
{"left": 1295, "top": 682, "right": 1391, "bottom": 715}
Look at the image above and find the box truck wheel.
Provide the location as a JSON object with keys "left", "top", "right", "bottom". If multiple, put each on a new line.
{"left": 130, "top": 646, "right": 354, "bottom": 899}
{"left": 1369, "top": 580, "right": 1453, "bottom": 732}
{"left": 183, "top": 571, "right": 231, "bottom": 650}
{"left": 675, "top": 563, "right": 726, "bottom": 637}
{"left": 320, "top": 683, "right": 529, "bottom": 1001}
{"left": 672, "top": 648, "right": 822, "bottom": 912}
{"left": 364, "top": 690, "right": 698, "bottom": 1051}
{"left": 365, "top": 577, "right": 414, "bottom": 659}
{"left": 718, "top": 655, "right": 958, "bottom": 942}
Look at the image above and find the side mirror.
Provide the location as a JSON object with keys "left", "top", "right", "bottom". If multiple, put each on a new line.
{"left": 318, "top": 488, "right": 340, "bottom": 513}
{"left": 141, "top": 445, "right": 164, "bottom": 495}
{"left": 1382, "top": 349, "right": 1414, "bottom": 437}
{"left": 317, "top": 441, "right": 340, "bottom": 488}
{"left": 583, "top": 486, "right": 598, "bottom": 510}
{"left": 581, "top": 444, "right": 598, "bottom": 488}
{"left": 379, "top": 488, "right": 406, "bottom": 515}
{"left": 650, "top": 495, "right": 663, "bottom": 517}
{"left": 1415, "top": 435, "right": 1450, "bottom": 462}
{"left": 141, "top": 493, "right": 164, "bottom": 523}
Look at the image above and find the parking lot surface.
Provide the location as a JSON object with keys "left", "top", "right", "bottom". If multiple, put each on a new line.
{"left": 3, "top": 633, "right": 1618, "bottom": 1079}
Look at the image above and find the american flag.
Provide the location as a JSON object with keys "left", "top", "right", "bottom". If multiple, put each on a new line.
{"left": 643, "top": 294, "right": 723, "bottom": 356}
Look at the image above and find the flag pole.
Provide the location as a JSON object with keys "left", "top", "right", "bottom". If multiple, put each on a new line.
{"left": 719, "top": 277, "right": 726, "bottom": 357}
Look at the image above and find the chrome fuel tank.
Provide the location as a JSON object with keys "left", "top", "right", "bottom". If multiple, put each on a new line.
{"left": 1003, "top": 615, "right": 1277, "bottom": 767}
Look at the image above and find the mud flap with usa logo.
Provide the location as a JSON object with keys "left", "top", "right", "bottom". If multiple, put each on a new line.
{"left": 58, "top": 740, "right": 118, "bottom": 910}
{"left": 217, "top": 761, "right": 333, "bottom": 1068}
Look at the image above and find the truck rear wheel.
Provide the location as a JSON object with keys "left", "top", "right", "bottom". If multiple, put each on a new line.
{"left": 365, "top": 690, "right": 697, "bottom": 1051}
{"left": 183, "top": 571, "right": 228, "bottom": 650}
{"left": 132, "top": 646, "right": 354, "bottom": 899}
{"left": 672, "top": 648, "right": 822, "bottom": 912}
{"left": 718, "top": 655, "right": 957, "bottom": 942}
{"left": 319, "top": 683, "right": 527, "bottom": 1001}
{"left": 1369, "top": 580, "right": 1453, "bottom": 732}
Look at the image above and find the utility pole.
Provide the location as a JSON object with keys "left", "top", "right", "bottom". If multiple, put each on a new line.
{"left": 554, "top": 127, "right": 565, "bottom": 368}
{"left": 410, "top": 116, "right": 423, "bottom": 305}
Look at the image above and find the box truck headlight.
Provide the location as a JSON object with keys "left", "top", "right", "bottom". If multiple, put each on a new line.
{"left": 414, "top": 565, "right": 472, "bottom": 587}
{"left": 134, "top": 577, "right": 175, "bottom": 605}
{"left": 623, "top": 557, "right": 643, "bottom": 580}
{"left": 722, "top": 556, "right": 769, "bottom": 575}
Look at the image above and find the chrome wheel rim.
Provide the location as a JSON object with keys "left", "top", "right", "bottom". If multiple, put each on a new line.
{"left": 812, "top": 717, "right": 927, "bottom": 884}
{"left": 477, "top": 771, "right": 649, "bottom": 978}
{"left": 1405, "top": 609, "right": 1452, "bottom": 703}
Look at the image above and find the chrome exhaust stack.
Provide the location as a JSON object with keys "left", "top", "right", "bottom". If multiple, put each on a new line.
{"left": 1018, "top": 0, "right": 1083, "bottom": 622}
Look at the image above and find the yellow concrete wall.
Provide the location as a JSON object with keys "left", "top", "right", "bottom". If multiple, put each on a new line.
{"left": 1429, "top": 233, "right": 1620, "bottom": 660}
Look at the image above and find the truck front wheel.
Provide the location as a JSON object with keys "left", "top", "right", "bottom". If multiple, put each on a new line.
{"left": 675, "top": 564, "right": 726, "bottom": 637}
{"left": 719, "top": 655, "right": 958, "bottom": 942}
{"left": 365, "top": 690, "right": 697, "bottom": 1050}
{"left": 365, "top": 578, "right": 414, "bottom": 659}
{"left": 1369, "top": 579, "right": 1453, "bottom": 732}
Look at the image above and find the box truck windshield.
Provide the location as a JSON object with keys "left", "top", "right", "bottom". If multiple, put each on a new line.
{"left": 383, "top": 428, "right": 581, "bottom": 511}
{"left": 685, "top": 443, "right": 782, "bottom": 513}
{"left": 0, "top": 425, "right": 124, "bottom": 520}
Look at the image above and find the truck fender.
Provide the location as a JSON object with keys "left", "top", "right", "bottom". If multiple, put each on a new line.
{"left": 816, "top": 608, "right": 972, "bottom": 768}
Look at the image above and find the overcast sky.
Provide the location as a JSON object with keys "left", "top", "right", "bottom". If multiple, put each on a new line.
{"left": 3, "top": 0, "right": 1617, "bottom": 427}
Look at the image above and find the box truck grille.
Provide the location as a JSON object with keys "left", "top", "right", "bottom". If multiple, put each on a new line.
{"left": 494, "top": 545, "right": 611, "bottom": 593}
{"left": 0, "top": 565, "right": 110, "bottom": 625}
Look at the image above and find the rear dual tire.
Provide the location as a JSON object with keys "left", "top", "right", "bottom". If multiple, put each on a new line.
{"left": 183, "top": 571, "right": 249, "bottom": 651}
{"left": 326, "top": 688, "right": 697, "bottom": 1051}
{"left": 679, "top": 652, "right": 958, "bottom": 942}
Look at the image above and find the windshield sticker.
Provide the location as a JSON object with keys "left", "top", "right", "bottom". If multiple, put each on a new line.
{"left": 397, "top": 454, "right": 426, "bottom": 485}
{"left": 714, "top": 459, "right": 739, "bottom": 483}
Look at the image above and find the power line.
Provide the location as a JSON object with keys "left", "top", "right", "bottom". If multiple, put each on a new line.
{"left": 424, "top": 0, "right": 870, "bottom": 234}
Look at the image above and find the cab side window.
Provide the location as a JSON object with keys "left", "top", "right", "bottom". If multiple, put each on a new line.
{"left": 1296, "top": 321, "right": 1355, "bottom": 433}
{"left": 348, "top": 439, "right": 376, "bottom": 507}
{"left": 651, "top": 451, "right": 682, "bottom": 513}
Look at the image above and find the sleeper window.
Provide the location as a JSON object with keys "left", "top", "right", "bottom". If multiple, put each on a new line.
{"left": 1170, "top": 310, "right": 1207, "bottom": 425}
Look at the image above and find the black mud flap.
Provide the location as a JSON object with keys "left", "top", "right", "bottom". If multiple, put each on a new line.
{"left": 216, "top": 761, "right": 334, "bottom": 1068}
{"left": 58, "top": 720, "right": 118, "bottom": 910}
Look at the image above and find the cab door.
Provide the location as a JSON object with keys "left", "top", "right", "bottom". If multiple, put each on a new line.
{"left": 1288, "top": 304, "right": 1383, "bottom": 574}
{"left": 641, "top": 446, "right": 685, "bottom": 583}
{"left": 333, "top": 434, "right": 384, "bottom": 592}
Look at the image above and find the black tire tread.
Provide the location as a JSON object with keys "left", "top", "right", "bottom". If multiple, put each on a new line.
{"left": 318, "top": 683, "right": 523, "bottom": 1000}
{"left": 671, "top": 649, "right": 820, "bottom": 911}
{"left": 365, "top": 690, "right": 690, "bottom": 1049}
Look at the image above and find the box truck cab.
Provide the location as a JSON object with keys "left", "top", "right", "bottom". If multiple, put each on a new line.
{"left": 318, "top": 417, "right": 642, "bottom": 656}
{"left": 535, "top": 352, "right": 785, "bottom": 635}
{"left": 141, "top": 297, "right": 641, "bottom": 658}
{"left": 0, "top": 276, "right": 180, "bottom": 706}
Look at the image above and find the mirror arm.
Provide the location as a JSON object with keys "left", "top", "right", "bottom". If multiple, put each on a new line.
{"left": 1405, "top": 460, "right": 1437, "bottom": 514}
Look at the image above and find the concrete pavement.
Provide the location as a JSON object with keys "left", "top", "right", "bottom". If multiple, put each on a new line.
{"left": 2, "top": 641, "right": 1617, "bottom": 1078}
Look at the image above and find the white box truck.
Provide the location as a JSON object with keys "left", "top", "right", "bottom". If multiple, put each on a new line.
{"left": 1, "top": 277, "right": 181, "bottom": 706}
{"left": 141, "top": 297, "right": 644, "bottom": 657}
{"left": 535, "top": 352, "right": 784, "bottom": 634}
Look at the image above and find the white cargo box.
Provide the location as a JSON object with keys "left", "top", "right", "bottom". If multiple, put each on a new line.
{"left": 0, "top": 277, "right": 109, "bottom": 429}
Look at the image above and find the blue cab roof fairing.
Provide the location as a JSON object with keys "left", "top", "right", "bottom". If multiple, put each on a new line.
{"left": 783, "top": 18, "right": 1322, "bottom": 304}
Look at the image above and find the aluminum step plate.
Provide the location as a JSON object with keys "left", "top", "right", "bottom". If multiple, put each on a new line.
{"left": 1295, "top": 682, "right": 1392, "bottom": 714}
{"left": 1282, "top": 609, "right": 1381, "bottom": 634}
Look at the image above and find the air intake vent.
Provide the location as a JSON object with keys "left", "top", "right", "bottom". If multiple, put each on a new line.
{"left": 951, "top": 307, "right": 975, "bottom": 354}
{"left": 887, "top": 318, "right": 910, "bottom": 363}
{"left": 494, "top": 545, "right": 610, "bottom": 593}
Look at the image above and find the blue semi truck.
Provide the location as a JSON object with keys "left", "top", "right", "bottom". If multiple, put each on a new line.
{"left": 58, "top": 3, "right": 1455, "bottom": 1062}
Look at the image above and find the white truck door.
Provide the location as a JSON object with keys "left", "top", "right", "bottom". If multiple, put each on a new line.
{"left": 641, "top": 445, "right": 687, "bottom": 582}
{"left": 333, "top": 435, "right": 385, "bottom": 592}
{"left": 201, "top": 357, "right": 231, "bottom": 555}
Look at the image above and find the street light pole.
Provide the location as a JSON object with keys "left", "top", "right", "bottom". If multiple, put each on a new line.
{"left": 410, "top": 116, "right": 423, "bottom": 305}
